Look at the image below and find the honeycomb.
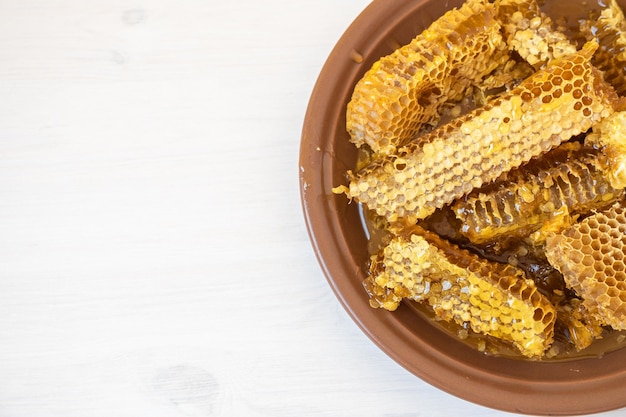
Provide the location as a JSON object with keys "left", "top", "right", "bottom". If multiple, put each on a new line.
{"left": 585, "top": 110, "right": 626, "bottom": 190}
{"left": 334, "top": 0, "right": 626, "bottom": 359}
{"left": 546, "top": 201, "right": 626, "bottom": 330}
{"left": 580, "top": 0, "right": 626, "bottom": 95}
{"left": 453, "top": 142, "right": 625, "bottom": 244}
{"left": 366, "top": 225, "right": 556, "bottom": 358}
{"left": 345, "top": 0, "right": 509, "bottom": 156}
{"left": 340, "top": 42, "right": 619, "bottom": 223}
{"left": 496, "top": 0, "right": 576, "bottom": 68}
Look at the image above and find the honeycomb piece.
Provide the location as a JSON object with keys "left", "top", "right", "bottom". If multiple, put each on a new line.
{"left": 585, "top": 110, "right": 626, "bottom": 189}
{"left": 496, "top": 0, "right": 577, "bottom": 68}
{"left": 340, "top": 42, "right": 619, "bottom": 223}
{"left": 556, "top": 298, "right": 604, "bottom": 352}
{"left": 545, "top": 201, "right": 626, "bottom": 330}
{"left": 580, "top": 0, "right": 626, "bottom": 95}
{"left": 365, "top": 225, "right": 556, "bottom": 358}
{"left": 346, "top": 0, "right": 509, "bottom": 156}
{"left": 453, "top": 142, "right": 625, "bottom": 244}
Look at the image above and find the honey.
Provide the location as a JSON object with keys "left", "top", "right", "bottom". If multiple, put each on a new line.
{"left": 363, "top": 204, "right": 626, "bottom": 360}
{"left": 335, "top": 0, "right": 626, "bottom": 359}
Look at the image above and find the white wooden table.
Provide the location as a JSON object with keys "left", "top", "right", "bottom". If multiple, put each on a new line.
{"left": 0, "top": 1, "right": 624, "bottom": 416}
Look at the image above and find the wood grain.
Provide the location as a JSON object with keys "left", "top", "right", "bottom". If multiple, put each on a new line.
{"left": 0, "top": 1, "right": 621, "bottom": 416}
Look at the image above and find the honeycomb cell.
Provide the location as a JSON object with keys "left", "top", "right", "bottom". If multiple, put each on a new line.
{"left": 573, "top": 64, "right": 585, "bottom": 76}
{"left": 606, "top": 268, "right": 617, "bottom": 281}
{"left": 582, "top": 256, "right": 595, "bottom": 268}
{"left": 591, "top": 240, "right": 603, "bottom": 252}
{"left": 546, "top": 201, "right": 626, "bottom": 329}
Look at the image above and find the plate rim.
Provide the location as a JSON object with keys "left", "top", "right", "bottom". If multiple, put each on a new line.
{"left": 299, "top": 0, "right": 626, "bottom": 414}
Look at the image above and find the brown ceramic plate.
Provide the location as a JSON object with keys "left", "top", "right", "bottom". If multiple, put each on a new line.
{"left": 299, "top": 0, "right": 626, "bottom": 415}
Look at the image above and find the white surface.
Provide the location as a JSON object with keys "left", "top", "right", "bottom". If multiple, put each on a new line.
{"left": 0, "top": 1, "right": 624, "bottom": 416}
